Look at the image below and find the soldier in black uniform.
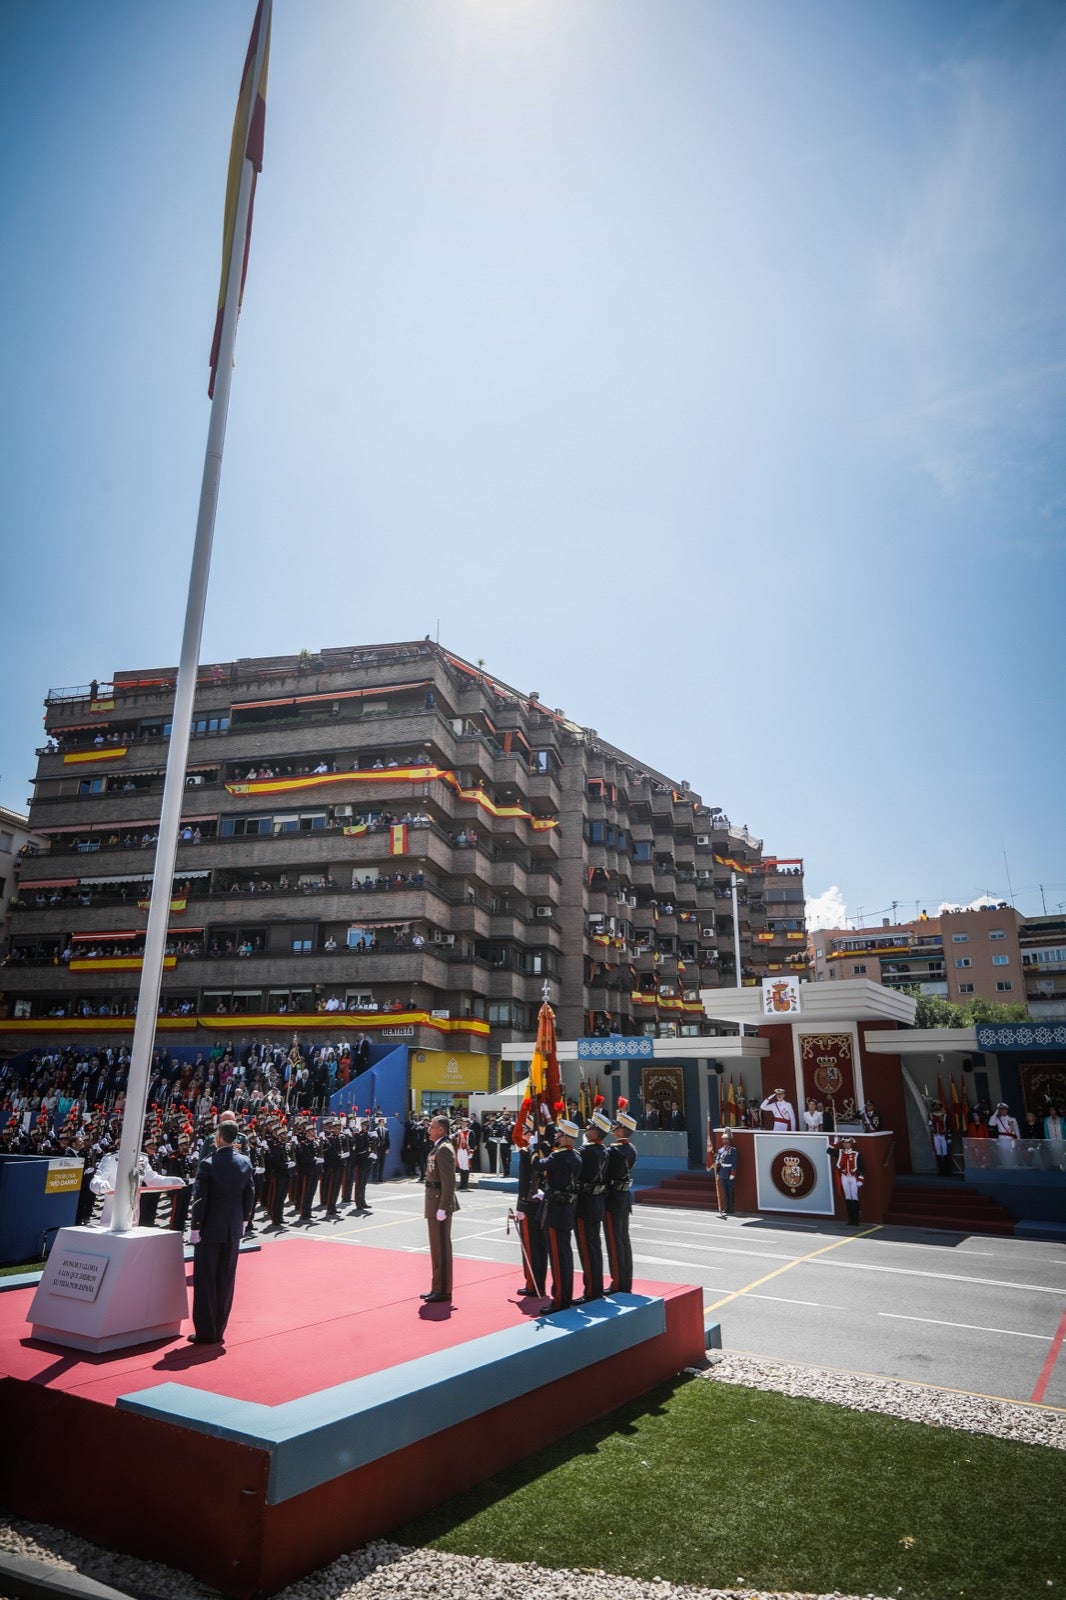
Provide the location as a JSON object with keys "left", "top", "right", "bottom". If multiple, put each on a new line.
{"left": 575, "top": 1107, "right": 611, "bottom": 1303}
{"left": 262, "top": 1119, "right": 290, "bottom": 1229}
{"left": 339, "top": 1117, "right": 355, "bottom": 1206}
{"left": 294, "top": 1124, "right": 319, "bottom": 1224}
{"left": 514, "top": 1115, "right": 548, "bottom": 1298}
{"left": 543, "top": 1118, "right": 582, "bottom": 1311}
{"left": 351, "top": 1116, "right": 373, "bottom": 1212}
{"left": 321, "top": 1119, "right": 344, "bottom": 1216}
{"left": 604, "top": 1098, "right": 638, "bottom": 1293}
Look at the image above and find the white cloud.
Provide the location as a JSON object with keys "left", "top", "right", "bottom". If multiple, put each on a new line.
{"left": 937, "top": 894, "right": 1007, "bottom": 915}
{"left": 806, "top": 885, "right": 847, "bottom": 931}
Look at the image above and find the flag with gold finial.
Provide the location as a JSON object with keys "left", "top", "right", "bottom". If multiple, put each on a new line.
{"left": 515, "top": 991, "right": 561, "bottom": 1147}
{"left": 705, "top": 1112, "right": 716, "bottom": 1172}
{"left": 209, "top": 0, "right": 272, "bottom": 398}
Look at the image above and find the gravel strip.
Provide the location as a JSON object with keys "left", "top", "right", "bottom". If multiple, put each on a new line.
{"left": 2, "top": 1353, "right": 1061, "bottom": 1600}
{"left": 696, "top": 1350, "right": 1066, "bottom": 1450}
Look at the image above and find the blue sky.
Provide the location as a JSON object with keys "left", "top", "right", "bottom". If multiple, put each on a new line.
{"left": 1, "top": 0, "right": 1063, "bottom": 927}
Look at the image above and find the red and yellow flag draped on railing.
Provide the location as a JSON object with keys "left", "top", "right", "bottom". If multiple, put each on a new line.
{"left": 63, "top": 748, "right": 128, "bottom": 765}
{"left": 224, "top": 764, "right": 558, "bottom": 831}
{"left": 209, "top": 0, "right": 271, "bottom": 397}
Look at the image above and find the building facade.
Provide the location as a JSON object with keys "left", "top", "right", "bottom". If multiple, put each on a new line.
{"left": 809, "top": 904, "right": 1046, "bottom": 1011}
{"left": 0, "top": 642, "right": 806, "bottom": 1055}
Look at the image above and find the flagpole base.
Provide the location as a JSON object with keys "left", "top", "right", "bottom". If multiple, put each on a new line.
{"left": 27, "top": 1226, "right": 187, "bottom": 1353}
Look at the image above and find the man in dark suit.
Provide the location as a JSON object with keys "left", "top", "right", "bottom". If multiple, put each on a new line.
{"left": 189, "top": 1121, "right": 255, "bottom": 1345}
{"left": 422, "top": 1114, "right": 458, "bottom": 1303}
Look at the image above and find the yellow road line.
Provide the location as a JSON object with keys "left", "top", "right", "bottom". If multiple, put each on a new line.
{"left": 704, "top": 1223, "right": 883, "bottom": 1313}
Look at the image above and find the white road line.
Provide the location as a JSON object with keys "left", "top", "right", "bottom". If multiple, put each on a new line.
{"left": 813, "top": 1258, "right": 1066, "bottom": 1296}
{"left": 879, "top": 1312, "right": 1052, "bottom": 1341}
{"left": 746, "top": 1294, "right": 851, "bottom": 1310}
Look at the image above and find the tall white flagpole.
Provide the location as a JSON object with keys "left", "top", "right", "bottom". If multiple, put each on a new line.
{"left": 110, "top": 2, "right": 273, "bottom": 1232}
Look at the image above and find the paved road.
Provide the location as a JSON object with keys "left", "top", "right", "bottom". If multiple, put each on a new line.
{"left": 254, "top": 1176, "right": 1066, "bottom": 1410}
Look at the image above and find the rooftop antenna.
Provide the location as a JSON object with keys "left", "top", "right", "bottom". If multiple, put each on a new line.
{"left": 1001, "top": 840, "right": 1016, "bottom": 906}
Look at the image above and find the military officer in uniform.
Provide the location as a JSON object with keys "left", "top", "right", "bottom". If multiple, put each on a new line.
{"left": 514, "top": 1114, "right": 548, "bottom": 1298}
{"left": 422, "top": 1113, "right": 458, "bottom": 1303}
{"left": 575, "top": 1107, "right": 611, "bottom": 1302}
{"left": 713, "top": 1128, "right": 738, "bottom": 1218}
{"left": 604, "top": 1097, "right": 637, "bottom": 1293}
{"left": 835, "top": 1136, "right": 864, "bottom": 1225}
{"left": 543, "top": 1118, "right": 582, "bottom": 1311}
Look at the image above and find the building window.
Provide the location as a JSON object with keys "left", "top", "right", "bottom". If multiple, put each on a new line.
{"left": 989, "top": 929, "right": 1006, "bottom": 940}
{"left": 488, "top": 1002, "right": 513, "bottom": 1025}
{"left": 955, "top": 957, "right": 971, "bottom": 969}
{"left": 959, "top": 982, "right": 975, "bottom": 994}
{"left": 996, "top": 980, "right": 1013, "bottom": 992}
{"left": 852, "top": 964, "right": 867, "bottom": 975}
{"left": 991, "top": 955, "right": 1009, "bottom": 967}
{"left": 952, "top": 933, "right": 969, "bottom": 943}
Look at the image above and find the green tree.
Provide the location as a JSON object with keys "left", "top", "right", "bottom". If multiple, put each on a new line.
{"left": 907, "top": 989, "right": 1028, "bottom": 1029}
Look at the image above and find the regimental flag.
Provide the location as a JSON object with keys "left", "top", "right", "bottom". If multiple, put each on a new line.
{"left": 342, "top": 822, "right": 368, "bottom": 837}
{"left": 516, "top": 998, "right": 562, "bottom": 1148}
{"left": 705, "top": 1113, "right": 716, "bottom": 1172}
{"left": 950, "top": 1074, "right": 964, "bottom": 1135}
{"left": 937, "top": 1074, "right": 947, "bottom": 1116}
{"left": 209, "top": 0, "right": 271, "bottom": 398}
{"left": 726, "top": 1076, "right": 738, "bottom": 1127}
{"left": 389, "top": 824, "right": 408, "bottom": 856}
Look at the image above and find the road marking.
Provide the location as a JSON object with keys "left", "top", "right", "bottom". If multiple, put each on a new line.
{"left": 1031, "top": 1306, "right": 1066, "bottom": 1404}
{"left": 704, "top": 1224, "right": 882, "bottom": 1312}
{"left": 745, "top": 1294, "right": 850, "bottom": 1310}
{"left": 879, "top": 1312, "right": 1052, "bottom": 1341}
{"left": 813, "top": 1258, "right": 1066, "bottom": 1296}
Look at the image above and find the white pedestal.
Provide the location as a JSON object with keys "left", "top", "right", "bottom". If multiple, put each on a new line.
{"left": 28, "top": 1226, "right": 188, "bottom": 1353}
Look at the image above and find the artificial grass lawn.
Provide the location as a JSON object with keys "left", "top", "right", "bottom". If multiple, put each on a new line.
{"left": 395, "top": 1375, "right": 1065, "bottom": 1600}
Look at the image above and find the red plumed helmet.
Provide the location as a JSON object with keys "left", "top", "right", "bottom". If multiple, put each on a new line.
{"left": 617, "top": 1097, "right": 629, "bottom": 1111}
{"left": 593, "top": 1094, "right": 604, "bottom": 1108}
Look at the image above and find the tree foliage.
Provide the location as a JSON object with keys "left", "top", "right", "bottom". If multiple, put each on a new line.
{"left": 906, "top": 989, "right": 1029, "bottom": 1029}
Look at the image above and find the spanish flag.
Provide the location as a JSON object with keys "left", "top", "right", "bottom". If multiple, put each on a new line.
{"left": 726, "top": 1076, "right": 738, "bottom": 1127}
{"left": 209, "top": 1, "right": 271, "bottom": 398}
{"left": 389, "top": 824, "right": 408, "bottom": 855}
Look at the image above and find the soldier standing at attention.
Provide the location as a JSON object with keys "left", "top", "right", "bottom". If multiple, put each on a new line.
{"left": 604, "top": 1098, "right": 638, "bottom": 1293}
{"left": 543, "top": 1117, "right": 582, "bottom": 1311}
{"left": 575, "top": 1106, "right": 611, "bottom": 1303}
{"left": 422, "top": 1113, "right": 458, "bottom": 1304}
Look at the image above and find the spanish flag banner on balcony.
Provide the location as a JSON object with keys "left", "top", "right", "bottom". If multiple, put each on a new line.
{"left": 89, "top": 698, "right": 114, "bottom": 713}
{"left": 63, "top": 748, "right": 128, "bottom": 765}
{"left": 137, "top": 897, "right": 188, "bottom": 913}
{"left": 389, "top": 824, "right": 408, "bottom": 856}
{"left": 69, "top": 955, "right": 178, "bottom": 973}
{"left": 755, "top": 930, "right": 774, "bottom": 942}
{"left": 342, "top": 822, "right": 369, "bottom": 836}
{"left": 786, "top": 931, "right": 806, "bottom": 942}
{"left": 714, "top": 854, "right": 752, "bottom": 874}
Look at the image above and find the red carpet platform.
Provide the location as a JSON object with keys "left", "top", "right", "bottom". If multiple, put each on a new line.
{"left": 0, "top": 1238, "right": 705, "bottom": 1598}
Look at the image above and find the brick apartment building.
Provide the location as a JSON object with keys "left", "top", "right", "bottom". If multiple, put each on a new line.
{"left": 810, "top": 904, "right": 1066, "bottom": 1017}
{"left": 0, "top": 641, "right": 806, "bottom": 1055}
